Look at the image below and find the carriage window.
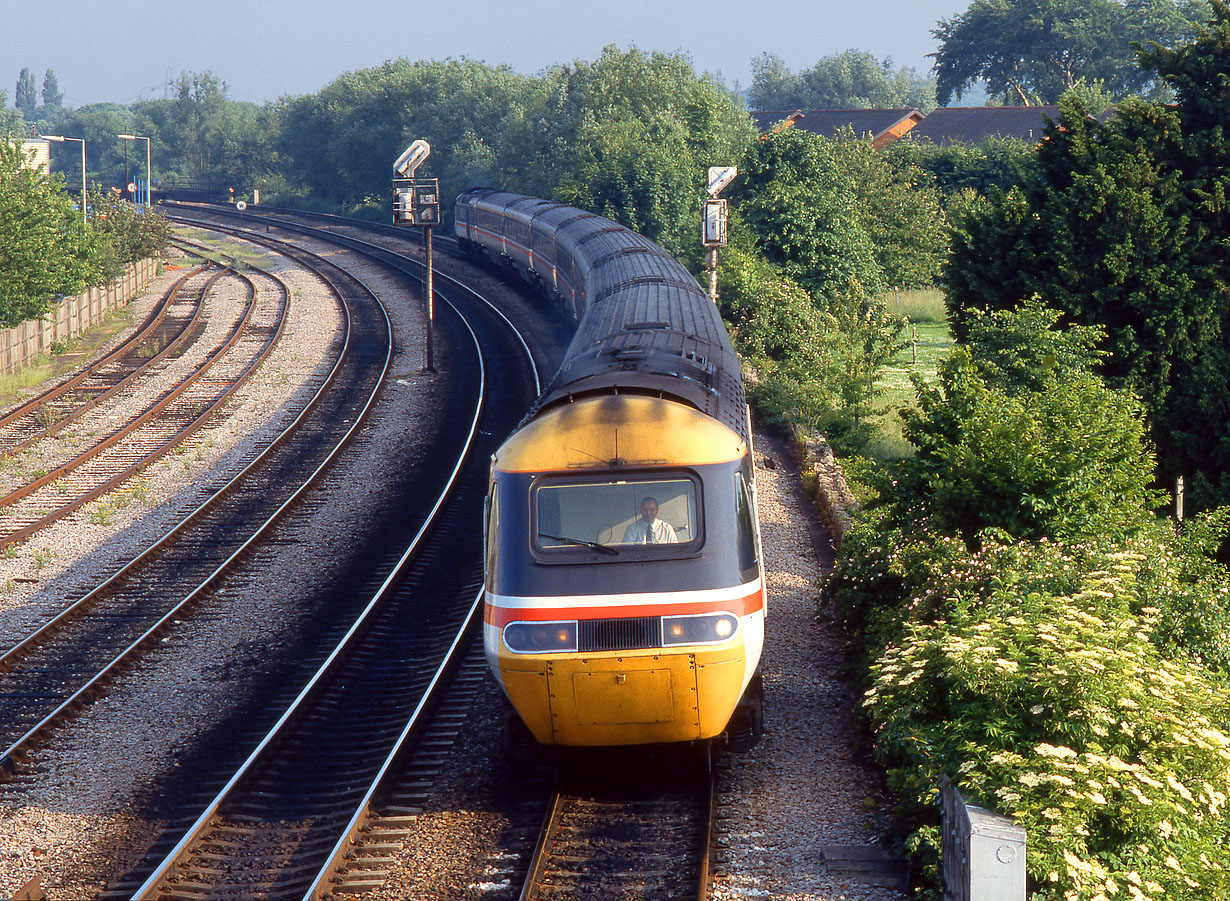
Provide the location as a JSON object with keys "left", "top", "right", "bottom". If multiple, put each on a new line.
{"left": 534, "top": 476, "right": 700, "bottom": 556}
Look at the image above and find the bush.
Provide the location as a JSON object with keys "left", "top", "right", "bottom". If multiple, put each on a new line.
{"left": 892, "top": 345, "right": 1161, "bottom": 546}
{"left": 822, "top": 296, "right": 1230, "bottom": 898}
{"left": 0, "top": 139, "right": 99, "bottom": 325}
{"left": 719, "top": 243, "right": 905, "bottom": 449}
{"left": 856, "top": 531, "right": 1230, "bottom": 900}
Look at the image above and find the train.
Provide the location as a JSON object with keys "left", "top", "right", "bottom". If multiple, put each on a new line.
{"left": 456, "top": 189, "right": 765, "bottom": 751}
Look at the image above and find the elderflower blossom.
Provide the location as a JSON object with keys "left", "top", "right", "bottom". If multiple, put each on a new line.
{"left": 1036, "top": 743, "right": 1077, "bottom": 759}
{"left": 1127, "top": 784, "right": 1153, "bottom": 805}
{"left": 1167, "top": 774, "right": 1194, "bottom": 803}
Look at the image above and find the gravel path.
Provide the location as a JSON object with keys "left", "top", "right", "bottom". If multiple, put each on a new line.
{"left": 709, "top": 431, "right": 906, "bottom": 901}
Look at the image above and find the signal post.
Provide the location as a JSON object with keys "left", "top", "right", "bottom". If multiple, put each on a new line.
{"left": 392, "top": 140, "right": 441, "bottom": 370}
{"left": 703, "top": 166, "right": 736, "bottom": 303}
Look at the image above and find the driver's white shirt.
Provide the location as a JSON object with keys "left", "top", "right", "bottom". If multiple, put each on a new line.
{"left": 621, "top": 518, "right": 678, "bottom": 544}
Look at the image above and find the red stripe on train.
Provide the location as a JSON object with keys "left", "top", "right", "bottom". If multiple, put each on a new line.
{"left": 484, "top": 587, "right": 764, "bottom": 627}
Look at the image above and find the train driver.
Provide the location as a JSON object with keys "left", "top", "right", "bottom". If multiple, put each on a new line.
{"left": 621, "top": 496, "right": 678, "bottom": 544}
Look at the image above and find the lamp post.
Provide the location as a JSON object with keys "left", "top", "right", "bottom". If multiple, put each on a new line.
{"left": 44, "top": 135, "right": 87, "bottom": 225}
{"left": 117, "top": 134, "right": 151, "bottom": 210}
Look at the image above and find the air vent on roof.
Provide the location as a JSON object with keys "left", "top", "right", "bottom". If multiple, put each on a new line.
{"left": 577, "top": 226, "right": 627, "bottom": 246}
{"left": 625, "top": 321, "right": 670, "bottom": 330}
{"left": 594, "top": 277, "right": 673, "bottom": 303}
{"left": 592, "top": 247, "right": 655, "bottom": 266}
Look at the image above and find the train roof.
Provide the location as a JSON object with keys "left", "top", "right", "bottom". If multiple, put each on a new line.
{"left": 458, "top": 190, "right": 748, "bottom": 444}
{"left": 535, "top": 280, "right": 746, "bottom": 438}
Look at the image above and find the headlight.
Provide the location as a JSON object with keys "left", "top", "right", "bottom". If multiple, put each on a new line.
{"left": 504, "top": 620, "right": 578, "bottom": 654}
{"left": 662, "top": 613, "right": 739, "bottom": 646}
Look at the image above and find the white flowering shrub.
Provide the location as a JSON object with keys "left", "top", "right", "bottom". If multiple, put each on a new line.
{"left": 862, "top": 542, "right": 1230, "bottom": 900}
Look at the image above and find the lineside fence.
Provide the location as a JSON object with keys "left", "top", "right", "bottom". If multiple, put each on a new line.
{"left": 0, "top": 258, "right": 159, "bottom": 375}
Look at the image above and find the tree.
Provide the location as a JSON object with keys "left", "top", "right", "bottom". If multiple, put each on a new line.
{"left": 891, "top": 336, "right": 1159, "bottom": 546}
{"left": 0, "top": 140, "right": 101, "bottom": 325}
{"left": 45, "top": 103, "right": 137, "bottom": 188}
{"left": 887, "top": 135, "right": 1038, "bottom": 200}
{"left": 41, "top": 69, "right": 63, "bottom": 109}
{"left": 931, "top": 0, "right": 1207, "bottom": 105}
{"left": 944, "top": 1, "right": 1230, "bottom": 511}
{"left": 718, "top": 241, "right": 905, "bottom": 445}
{"left": 734, "top": 127, "right": 947, "bottom": 295}
{"left": 538, "top": 47, "right": 755, "bottom": 259}
{"left": 749, "top": 50, "right": 936, "bottom": 111}
{"left": 735, "top": 128, "right": 887, "bottom": 297}
{"left": 0, "top": 91, "right": 26, "bottom": 138}
{"left": 15, "top": 68, "right": 36, "bottom": 120}
{"left": 174, "top": 71, "right": 228, "bottom": 179}
{"left": 822, "top": 130, "right": 948, "bottom": 287}
{"left": 277, "top": 58, "right": 543, "bottom": 215}
{"left": 87, "top": 188, "right": 172, "bottom": 278}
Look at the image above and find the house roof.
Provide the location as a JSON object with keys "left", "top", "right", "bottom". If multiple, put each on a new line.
{"left": 903, "top": 106, "right": 1063, "bottom": 145}
{"left": 750, "top": 108, "right": 925, "bottom": 148}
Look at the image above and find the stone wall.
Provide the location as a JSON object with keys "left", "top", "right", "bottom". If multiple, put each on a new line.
{"left": 790, "top": 423, "right": 858, "bottom": 549}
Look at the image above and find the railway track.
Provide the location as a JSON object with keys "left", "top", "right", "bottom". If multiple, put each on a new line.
{"left": 60, "top": 207, "right": 542, "bottom": 899}
{"left": 0, "top": 260, "right": 285, "bottom": 549}
{"left": 0, "top": 229, "right": 387, "bottom": 778}
{"left": 132, "top": 208, "right": 726, "bottom": 901}
{"left": 0, "top": 256, "right": 214, "bottom": 456}
{"left": 518, "top": 754, "right": 716, "bottom": 901}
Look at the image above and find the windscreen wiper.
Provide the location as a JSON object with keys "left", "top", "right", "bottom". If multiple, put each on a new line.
{"left": 539, "top": 532, "right": 619, "bottom": 555}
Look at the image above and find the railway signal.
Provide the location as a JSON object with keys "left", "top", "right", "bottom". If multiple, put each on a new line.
{"left": 702, "top": 166, "right": 735, "bottom": 303}
{"left": 392, "top": 140, "right": 438, "bottom": 371}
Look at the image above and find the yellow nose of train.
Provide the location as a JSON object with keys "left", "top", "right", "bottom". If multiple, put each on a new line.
{"left": 483, "top": 394, "right": 765, "bottom": 748}
{"left": 494, "top": 640, "right": 755, "bottom": 746}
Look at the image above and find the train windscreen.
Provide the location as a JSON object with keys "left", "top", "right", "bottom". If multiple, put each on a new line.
{"left": 533, "top": 475, "right": 700, "bottom": 554}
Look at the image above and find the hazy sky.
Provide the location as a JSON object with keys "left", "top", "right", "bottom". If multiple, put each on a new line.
{"left": 3, "top": 0, "right": 966, "bottom": 107}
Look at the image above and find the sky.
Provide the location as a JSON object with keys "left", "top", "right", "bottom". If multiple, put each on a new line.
{"left": 2, "top": 0, "right": 966, "bottom": 108}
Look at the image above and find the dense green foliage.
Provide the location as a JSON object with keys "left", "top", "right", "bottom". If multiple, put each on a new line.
{"left": 41, "top": 70, "right": 63, "bottom": 110}
{"left": 826, "top": 301, "right": 1230, "bottom": 898}
{"left": 876, "top": 303, "right": 1160, "bottom": 549}
{"left": 0, "top": 91, "right": 25, "bottom": 138}
{"left": 854, "top": 528, "right": 1230, "bottom": 900}
{"left": 0, "top": 141, "right": 99, "bottom": 325}
{"left": 946, "top": 0, "right": 1230, "bottom": 513}
{"left": 932, "top": 0, "right": 1209, "bottom": 104}
{"left": 748, "top": 50, "right": 937, "bottom": 112}
{"left": 276, "top": 49, "right": 755, "bottom": 260}
{"left": 545, "top": 49, "right": 755, "bottom": 260}
{"left": 735, "top": 128, "right": 947, "bottom": 295}
{"left": 887, "top": 136, "right": 1039, "bottom": 201}
{"left": 716, "top": 124, "right": 950, "bottom": 446}
{"left": 895, "top": 346, "right": 1159, "bottom": 545}
{"left": 0, "top": 140, "right": 171, "bottom": 327}
{"left": 14, "top": 68, "right": 36, "bottom": 120}
{"left": 718, "top": 240, "right": 907, "bottom": 445}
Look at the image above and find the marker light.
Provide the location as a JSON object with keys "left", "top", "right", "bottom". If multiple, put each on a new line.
{"left": 504, "top": 621, "right": 578, "bottom": 654}
{"left": 662, "top": 613, "right": 740, "bottom": 646}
